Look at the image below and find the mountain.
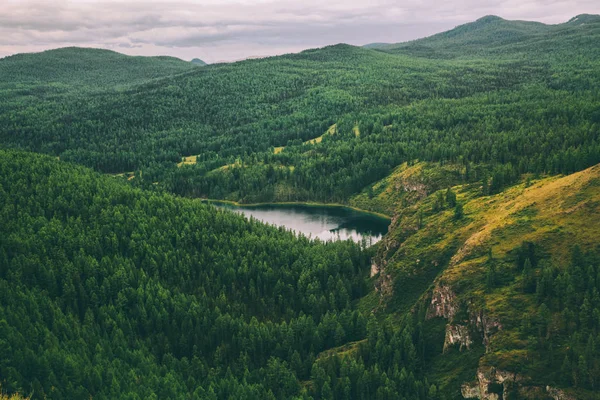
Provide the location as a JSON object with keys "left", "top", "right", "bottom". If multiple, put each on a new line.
{"left": 0, "top": 47, "right": 195, "bottom": 87}
{"left": 368, "top": 14, "right": 600, "bottom": 60}
{"left": 191, "top": 58, "right": 207, "bottom": 66}
{"left": 1, "top": 14, "right": 600, "bottom": 399}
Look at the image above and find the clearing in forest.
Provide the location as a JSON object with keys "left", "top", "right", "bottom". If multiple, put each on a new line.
{"left": 177, "top": 155, "right": 197, "bottom": 167}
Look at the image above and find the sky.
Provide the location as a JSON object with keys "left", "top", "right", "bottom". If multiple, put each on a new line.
{"left": 0, "top": 0, "right": 598, "bottom": 63}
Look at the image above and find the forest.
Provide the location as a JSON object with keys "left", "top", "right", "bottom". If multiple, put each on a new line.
{"left": 1, "top": 13, "right": 600, "bottom": 400}
{"left": 1, "top": 15, "right": 599, "bottom": 204}
{"left": 0, "top": 150, "right": 440, "bottom": 399}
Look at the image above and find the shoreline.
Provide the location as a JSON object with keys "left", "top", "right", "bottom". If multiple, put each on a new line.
{"left": 199, "top": 199, "right": 392, "bottom": 220}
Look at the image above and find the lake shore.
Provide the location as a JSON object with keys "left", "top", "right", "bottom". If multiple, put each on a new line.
{"left": 199, "top": 199, "right": 392, "bottom": 220}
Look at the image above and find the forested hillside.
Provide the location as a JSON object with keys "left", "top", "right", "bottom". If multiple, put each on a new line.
{"left": 1, "top": 13, "right": 600, "bottom": 400}
{"left": 365, "top": 161, "right": 600, "bottom": 398}
{"left": 0, "top": 47, "right": 196, "bottom": 87}
{"left": 1, "top": 17, "right": 599, "bottom": 204}
{"left": 0, "top": 150, "right": 442, "bottom": 399}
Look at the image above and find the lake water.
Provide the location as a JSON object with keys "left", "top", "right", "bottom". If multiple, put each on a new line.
{"left": 211, "top": 202, "right": 390, "bottom": 245}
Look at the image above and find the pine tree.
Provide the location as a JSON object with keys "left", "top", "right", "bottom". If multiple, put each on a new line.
{"left": 522, "top": 258, "right": 535, "bottom": 293}
{"left": 577, "top": 355, "right": 589, "bottom": 388}
{"left": 561, "top": 354, "right": 572, "bottom": 386}
{"left": 445, "top": 188, "right": 457, "bottom": 207}
{"left": 486, "top": 249, "right": 497, "bottom": 290}
{"left": 454, "top": 203, "right": 464, "bottom": 220}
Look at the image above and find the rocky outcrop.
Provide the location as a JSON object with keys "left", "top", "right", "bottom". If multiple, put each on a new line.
{"left": 461, "top": 382, "right": 481, "bottom": 399}
{"left": 427, "top": 284, "right": 503, "bottom": 353}
{"left": 462, "top": 367, "right": 578, "bottom": 399}
{"left": 444, "top": 324, "right": 473, "bottom": 352}
{"left": 545, "top": 386, "right": 577, "bottom": 400}
{"left": 370, "top": 261, "right": 380, "bottom": 277}
{"left": 470, "top": 309, "right": 502, "bottom": 348}
{"left": 374, "top": 272, "right": 393, "bottom": 301}
{"left": 426, "top": 284, "right": 457, "bottom": 320}
{"left": 461, "top": 366, "right": 522, "bottom": 399}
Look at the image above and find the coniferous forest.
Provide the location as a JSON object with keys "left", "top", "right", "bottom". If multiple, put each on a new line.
{"left": 1, "top": 13, "right": 600, "bottom": 400}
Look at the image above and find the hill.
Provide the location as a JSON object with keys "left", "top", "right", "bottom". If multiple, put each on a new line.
{"left": 360, "top": 161, "right": 600, "bottom": 398}
{"left": 2, "top": 150, "right": 599, "bottom": 398}
{"left": 191, "top": 58, "right": 207, "bottom": 66}
{"left": 369, "top": 14, "right": 600, "bottom": 60}
{"left": 0, "top": 47, "right": 196, "bottom": 87}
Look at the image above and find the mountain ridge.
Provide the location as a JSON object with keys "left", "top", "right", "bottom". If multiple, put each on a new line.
{"left": 365, "top": 13, "right": 600, "bottom": 59}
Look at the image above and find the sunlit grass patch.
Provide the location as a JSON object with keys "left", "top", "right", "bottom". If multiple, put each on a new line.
{"left": 177, "top": 155, "right": 197, "bottom": 167}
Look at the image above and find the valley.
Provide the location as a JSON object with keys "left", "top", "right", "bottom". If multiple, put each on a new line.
{"left": 0, "top": 12, "right": 599, "bottom": 400}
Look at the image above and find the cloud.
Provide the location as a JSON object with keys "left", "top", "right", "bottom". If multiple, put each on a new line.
{"left": 0, "top": 0, "right": 597, "bottom": 62}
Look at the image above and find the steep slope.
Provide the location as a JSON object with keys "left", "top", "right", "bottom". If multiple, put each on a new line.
{"left": 0, "top": 47, "right": 196, "bottom": 87}
{"left": 369, "top": 163, "right": 600, "bottom": 398}
{"left": 370, "top": 14, "right": 600, "bottom": 60}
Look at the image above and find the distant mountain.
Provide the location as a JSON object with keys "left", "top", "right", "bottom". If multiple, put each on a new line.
{"left": 215, "top": 55, "right": 269, "bottom": 64}
{"left": 0, "top": 47, "right": 195, "bottom": 87}
{"left": 367, "top": 14, "right": 600, "bottom": 59}
{"left": 191, "top": 58, "right": 207, "bottom": 66}
{"left": 362, "top": 42, "right": 391, "bottom": 49}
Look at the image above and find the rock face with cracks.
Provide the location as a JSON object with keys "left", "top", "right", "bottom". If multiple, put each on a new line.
{"left": 444, "top": 324, "right": 473, "bottom": 352}
{"left": 427, "top": 284, "right": 458, "bottom": 320}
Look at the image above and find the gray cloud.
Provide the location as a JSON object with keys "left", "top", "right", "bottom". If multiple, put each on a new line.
{"left": 0, "top": 0, "right": 598, "bottom": 62}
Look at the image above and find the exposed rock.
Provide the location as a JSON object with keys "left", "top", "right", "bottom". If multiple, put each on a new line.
{"left": 461, "top": 382, "right": 481, "bottom": 399}
{"left": 470, "top": 309, "right": 502, "bottom": 348}
{"left": 427, "top": 284, "right": 457, "bottom": 320}
{"left": 375, "top": 273, "right": 393, "bottom": 299}
{"left": 546, "top": 386, "right": 577, "bottom": 400}
{"left": 402, "top": 181, "right": 428, "bottom": 198}
{"left": 462, "top": 374, "right": 578, "bottom": 399}
{"left": 466, "top": 366, "right": 521, "bottom": 399}
{"left": 370, "top": 261, "right": 380, "bottom": 277}
{"left": 444, "top": 324, "right": 473, "bottom": 352}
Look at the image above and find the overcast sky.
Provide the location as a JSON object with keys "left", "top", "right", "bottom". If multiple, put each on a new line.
{"left": 0, "top": 0, "right": 598, "bottom": 63}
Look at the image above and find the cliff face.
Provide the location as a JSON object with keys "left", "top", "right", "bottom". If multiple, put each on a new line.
{"left": 427, "top": 284, "right": 457, "bottom": 320}
{"left": 426, "top": 283, "right": 502, "bottom": 355}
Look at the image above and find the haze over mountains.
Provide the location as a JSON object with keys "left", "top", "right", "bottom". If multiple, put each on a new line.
{"left": 0, "top": 13, "right": 600, "bottom": 400}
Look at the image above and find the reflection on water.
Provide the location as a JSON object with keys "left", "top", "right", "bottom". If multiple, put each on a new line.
{"left": 211, "top": 202, "right": 390, "bottom": 245}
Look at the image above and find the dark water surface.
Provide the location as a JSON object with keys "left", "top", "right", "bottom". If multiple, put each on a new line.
{"left": 210, "top": 202, "right": 390, "bottom": 245}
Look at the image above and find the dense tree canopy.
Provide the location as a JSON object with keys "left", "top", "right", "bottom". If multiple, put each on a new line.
{"left": 0, "top": 150, "right": 440, "bottom": 399}
{"left": 1, "top": 17, "right": 599, "bottom": 204}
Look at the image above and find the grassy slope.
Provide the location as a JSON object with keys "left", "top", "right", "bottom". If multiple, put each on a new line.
{"left": 363, "top": 163, "right": 600, "bottom": 396}
{"left": 349, "top": 161, "right": 464, "bottom": 216}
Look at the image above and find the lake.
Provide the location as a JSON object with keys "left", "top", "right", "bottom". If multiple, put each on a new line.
{"left": 210, "top": 202, "right": 390, "bottom": 245}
